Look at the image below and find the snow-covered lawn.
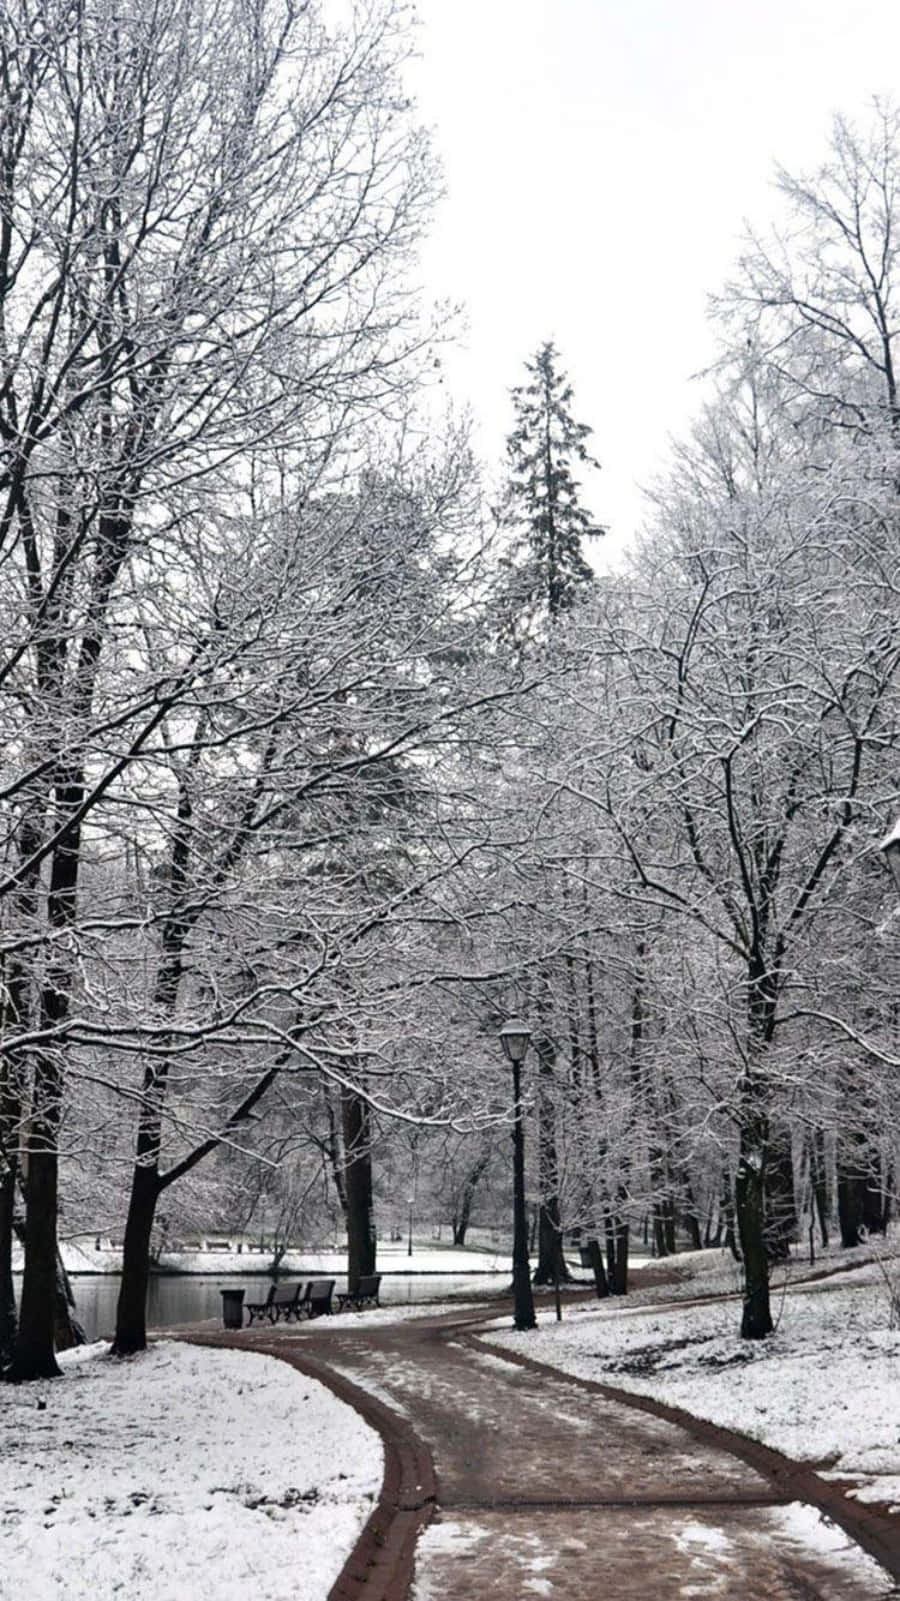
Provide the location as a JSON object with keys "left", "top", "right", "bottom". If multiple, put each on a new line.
{"left": 486, "top": 1245, "right": 900, "bottom": 1513}
{"left": 0, "top": 1340, "right": 382, "bottom": 1600}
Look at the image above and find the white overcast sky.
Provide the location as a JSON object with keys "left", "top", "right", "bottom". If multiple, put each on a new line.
{"left": 408, "top": 0, "right": 900, "bottom": 563}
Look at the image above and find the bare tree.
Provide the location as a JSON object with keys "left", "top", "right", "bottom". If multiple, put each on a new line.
{"left": 0, "top": 0, "right": 438, "bottom": 1380}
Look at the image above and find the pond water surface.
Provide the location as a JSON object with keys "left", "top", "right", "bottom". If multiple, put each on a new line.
{"left": 12, "top": 1272, "right": 507, "bottom": 1342}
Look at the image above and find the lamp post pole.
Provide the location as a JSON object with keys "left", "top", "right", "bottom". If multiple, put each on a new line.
{"left": 500, "top": 1019, "right": 536, "bottom": 1332}
{"left": 407, "top": 1194, "right": 414, "bottom": 1258}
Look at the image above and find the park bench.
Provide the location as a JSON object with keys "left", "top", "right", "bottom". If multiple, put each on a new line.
{"left": 335, "top": 1273, "right": 381, "bottom": 1313}
{"left": 300, "top": 1278, "right": 335, "bottom": 1318}
{"left": 273, "top": 1281, "right": 312, "bottom": 1322}
{"left": 245, "top": 1277, "right": 334, "bottom": 1324}
{"left": 245, "top": 1282, "right": 307, "bottom": 1324}
{"left": 245, "top": 1284, "right": 279, "bottom": 1324}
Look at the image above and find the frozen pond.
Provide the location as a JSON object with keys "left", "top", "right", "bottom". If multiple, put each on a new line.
{"left": 12, "top": 1271, "right": 509, "bottom": 1342}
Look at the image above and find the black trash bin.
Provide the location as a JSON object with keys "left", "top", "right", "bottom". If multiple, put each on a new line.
{"left": 220, "top": 1288, "right": 245, "bottom": 1330}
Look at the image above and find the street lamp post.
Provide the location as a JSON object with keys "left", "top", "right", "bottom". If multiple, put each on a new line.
{"left": 500, "top": 1019, "right": 537, "bottom": 1331}
{"left": 407, "top": 1194, "right": 414, "bottom": 1257}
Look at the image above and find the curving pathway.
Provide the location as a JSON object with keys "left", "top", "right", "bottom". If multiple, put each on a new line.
{"left": 188, "top": 1296, "right": 900, "bottom": 1600}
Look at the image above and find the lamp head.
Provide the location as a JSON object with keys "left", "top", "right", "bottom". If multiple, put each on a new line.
{"left": 499, "top": 1018, "right": 532, "bottom": 1064}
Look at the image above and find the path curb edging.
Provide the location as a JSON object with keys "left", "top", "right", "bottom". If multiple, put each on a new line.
{"left": 466, "top": 1329, "right": 900, "bottom": 1585}
{"left": 182, "top": 1330, "right": 437, "bottom": 1601}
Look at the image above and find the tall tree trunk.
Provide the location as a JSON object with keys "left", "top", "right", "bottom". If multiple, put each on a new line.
{"left": 0, "top": 1098, "right": 19, "bottom": 1367}
{"left": 682, "top": 1178, "right": 702, "bottom": 1251}
{"left": 114, "top": 755, "right": 195, "bottom": 1355}
{"left": 452, "top": 1150, "right": 491, "bottom": 1247}
{"left": 862, "top": 1155, "right": 889, "bottom": 1236}
{"left": 10, "top": 892, "right": 75, "bottom": 1381}
{"left": 809, "top": 1128, "right": 829, "bottom": 1247}
{"left": 54, "top": 1249, "right": 86, "bottom": 1351}
{"left": 113, "top": 1166, "right": 163, "bottom": 1356}
{"left": 652, "top": 1193, "right": 676, "bottom": 1257}
{"left": 735, "top": 1091, "right": 772, "bottom": 1338}
{"left": 325, "top": 1085, "right": 348, "bottom": 1217}
{"left": 721, "top": 1168, "right": 740, "bottom": 1260}
{"left": 114, "top": 723, "right": 279, "bottom": 1355}
{"left": 734, "top": 951, "right": 777, "bottom": 1340}
{"left": 2, "top": 816, "right": 49, "bottom": 1377}
{"left": 587, "top": 1237, "right": 609, "bottom": 1298}
{"left": 342, "top": 1083, "right": 375, "bottom": 1297}
{"left": 11, "top": 1113, "right": 62, "bottom": 1379}
{"left": 836, "top": 1124, "right": 872, "bottom": 1248}
{"left": 764, "top": 1126, "right": 795, "bottom": 1261}
{"left": 533, "top": 1031, "right": 570, "bottom": 1284}
{"left": 609, "top": 1209, "right": 629, "bottom": 1294}
{"left": 882, "top": 1165, "right": 894, "bottom": 1234}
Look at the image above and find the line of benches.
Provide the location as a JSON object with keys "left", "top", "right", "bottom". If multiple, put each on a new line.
{"left": 245, "top": 1274, "right": 381, "bottom": 1325}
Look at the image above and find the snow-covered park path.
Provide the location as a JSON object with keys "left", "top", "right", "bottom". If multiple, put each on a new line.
{"left": 206, "top": 1278, "right": 900, "bottom": 1601}
{"left": 7, "top": 1249, "right": 900, "bottom": 1599}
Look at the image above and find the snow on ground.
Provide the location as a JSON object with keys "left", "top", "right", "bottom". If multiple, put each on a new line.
{"left": 274, "top": 1298, "right": 483, "bottom": 1333}
{"left": 412, "top": 1519, "right": 562, "bottom": 1601}
{"left": 0, "top": 1340, "right": 381, "bottom": 1601}
{"left": 411, "top": 1504, "right": 894, "bottom": 1601}
{"left": 486, "top": 1242, "right": 900, "bottom": 1512}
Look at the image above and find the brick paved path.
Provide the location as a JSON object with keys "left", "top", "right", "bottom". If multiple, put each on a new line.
{"left": 190, "top": 1302, "right": 900, "bottom": 1600}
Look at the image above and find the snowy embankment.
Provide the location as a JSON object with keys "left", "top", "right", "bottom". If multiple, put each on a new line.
{"left": 0, "top": 1341, "right": 381, "bottom": 1600}
{"left": 35, "top": 1238, "right": 514, "bottom": 1277}
{"left": 486, "top": 1242, "right": 900, "bottom": 1514}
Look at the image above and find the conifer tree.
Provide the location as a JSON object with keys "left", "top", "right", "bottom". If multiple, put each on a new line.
{"left": 499, "top": 341, "right": 602, "bottom": 1287}
{"left": 501, "top": 340, "right": 602, "bottom": 632}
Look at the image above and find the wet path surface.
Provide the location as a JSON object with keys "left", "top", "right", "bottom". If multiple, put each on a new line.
{"left": 191, "top": 1307, "right": 900, "bottom": 1599}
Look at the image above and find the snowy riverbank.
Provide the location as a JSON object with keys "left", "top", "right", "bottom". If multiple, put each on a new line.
{"left": 30, "top": 1238, "right": 520, "bottom": 1278}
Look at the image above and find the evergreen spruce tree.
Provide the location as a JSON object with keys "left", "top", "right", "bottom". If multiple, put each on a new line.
{"left": 501, "top": 340, "right": 602, "bottom": 634}
{"left": 500, "top": 341, "right": 602, "bottom": 1287}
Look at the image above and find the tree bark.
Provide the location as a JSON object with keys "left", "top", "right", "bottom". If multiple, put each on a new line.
{"left": 587, "top": 1237, "right": 609, "bottom": 1298}
{"left": 452, "top": 1150, "right": 491, "bottom": 1248}
{"left": 9, "top": 1136, "right": 62, "bottom": 1379}
{"left": 113, "top": 1166, "right": 163, "bottom": 1356}
{"left": 682, "top": 1180, "right": 702, "bottom": 1251}
{"left": 652, "top": 1191, "right": 676, "bottom": 1256}
{"left": 735, "top": 952, "right": 776, "bottom": 1339}
{"left": 609, "top": 1213, "right": 629, "bottom": 1294}
{"left": 764, "top": 1126, "right": 796, "bottom": 1261}
{"left": 722, "top": 1169, "right": 740, "bottom": 1260}
{"left": 837, "top": 1124, "right": 873, "bottom": 1247}
{"left": 533, "top": 1032, "right": 570, "bottom": 1284}
{"left": 342, "top": 1084, "right": 375, "bottom": 1297}
{"left": 736, "top": 1110, "right": 773, "bottom": 1339}
{"left": 862, "top": 1158, "right": 889, "bottom": 1236}
{"left": 0, "top": 1113, "right": 19, "bottom": 1367}
{"left": 10, "top": 872, "right": 75, "bottom": 1380}
{"left": 809, "top": 1128, "right": 829, "bottom": 1247}
{"left": 325, "top": 1086, "right": 348, "bottom": 1217}
{"left": 54, "top": 1250, "right": 86, "bottom": 1351}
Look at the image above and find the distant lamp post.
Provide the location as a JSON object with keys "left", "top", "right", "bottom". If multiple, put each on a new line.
{"left": 880, "top": 818, "right": 900, "bottom": 901}
{"left": 500, "top": 1019, "right": 537, "bottom": 1331}
{"left": 407, "top": 1194, "right": 414, "bottom": 1257}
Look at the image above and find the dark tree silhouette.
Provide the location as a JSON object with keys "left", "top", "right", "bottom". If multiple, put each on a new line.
{"left": 501, "top": 340, "right": 602, "bottom": 633}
